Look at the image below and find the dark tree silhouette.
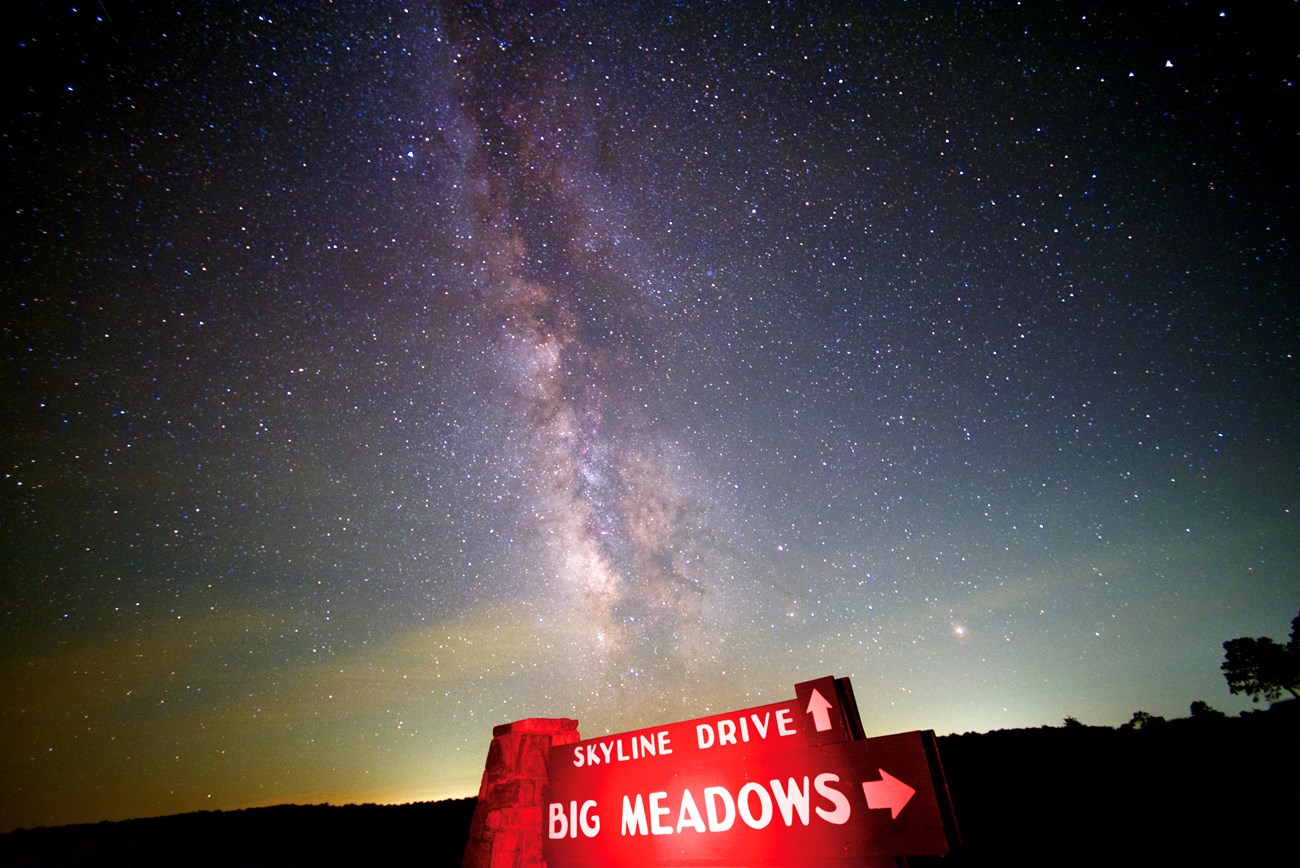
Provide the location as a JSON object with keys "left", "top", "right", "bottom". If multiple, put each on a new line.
{"left": 1123, "top": 710, "right": 1165, "bottom": 730}
{"left": 1221, "top": 611, "right": 1300, "bottom": 703}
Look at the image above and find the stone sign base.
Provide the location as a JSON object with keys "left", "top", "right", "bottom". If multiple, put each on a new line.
{"left": 461, "top": 717, "right": 580, "bottom": 868}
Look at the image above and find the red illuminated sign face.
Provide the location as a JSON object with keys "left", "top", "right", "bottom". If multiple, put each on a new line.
{"left": 543, "top": 677, "right": 957, "bottom": 866}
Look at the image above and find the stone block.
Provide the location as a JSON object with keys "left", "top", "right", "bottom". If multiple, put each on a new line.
{"left": 462, "top": 718, "right": 582, "bottom": 868}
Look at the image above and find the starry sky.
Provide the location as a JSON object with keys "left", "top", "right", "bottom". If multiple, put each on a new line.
{"left": 3, "top": 0, "right": 1296, "bottom": 833}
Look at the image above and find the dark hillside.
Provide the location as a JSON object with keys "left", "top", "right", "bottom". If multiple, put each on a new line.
{"left": 2, "top": 705, "right": 1293, "bottom": 866}
{"left": 925, "top": 703, "right": 1297, "bottom": 866}
{"left": 0, "top": 798, "right": 476, "bottom": 868}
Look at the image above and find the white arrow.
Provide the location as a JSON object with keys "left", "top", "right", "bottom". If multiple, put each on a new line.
{"left": 805, "top": 688, "right": 833, "bottom": 732}
{"left": 862, "top": 769, "right": 916, "bottom": 819}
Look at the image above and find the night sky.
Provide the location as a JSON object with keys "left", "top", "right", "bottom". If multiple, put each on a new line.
{"left": 4, "top": 0, "right": 1296, "bottom": 832}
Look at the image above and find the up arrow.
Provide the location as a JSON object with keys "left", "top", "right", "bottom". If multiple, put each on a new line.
{"left": 862, "top": 769, "right": 916, "bottom": 819}
{"left": 805, "top": 688, "right": 834, "bottom": 731}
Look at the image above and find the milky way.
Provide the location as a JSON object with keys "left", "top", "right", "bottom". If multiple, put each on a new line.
{"left": 439, "top": 5, "right": 726, "bottom": 690}
{"left": 3, "top": 1, "right": 1296, "bottom": 831}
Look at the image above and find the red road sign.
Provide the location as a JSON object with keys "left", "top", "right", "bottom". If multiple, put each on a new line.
{"left": 544, "top": 678, "right": 957, "bottom": 866}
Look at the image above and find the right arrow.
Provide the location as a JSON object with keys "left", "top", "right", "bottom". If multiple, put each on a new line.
{"left": 862, "top": 769, "right": 916, "bottom": 819}
{"left": 805, "top": 688, "right": 833, "bottom": 731}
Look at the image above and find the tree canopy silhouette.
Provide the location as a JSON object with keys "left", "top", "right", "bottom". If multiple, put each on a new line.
{"left": 1221, "top": 611, "right": 1300, "bottom": 703}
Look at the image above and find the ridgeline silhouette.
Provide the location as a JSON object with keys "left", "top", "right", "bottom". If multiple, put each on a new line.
{"left": 4, "top": 704, "right": 1293, "bottom": 867}
{"left": 5, "top": 615, "right": 1297, "bottom": 866}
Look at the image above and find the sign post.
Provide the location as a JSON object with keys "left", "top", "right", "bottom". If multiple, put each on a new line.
{"left": 543, "top": 677, "right": 958, "bottom": 866}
